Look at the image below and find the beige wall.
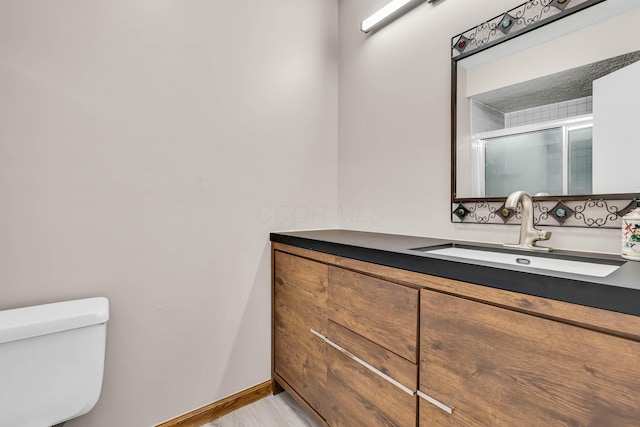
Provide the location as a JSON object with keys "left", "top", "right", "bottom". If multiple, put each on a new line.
{"left": 338, "top": 0, "right": 621, "bottom": 254}
{"left": 0, "top": 1, "right": 337, "bottom": 426}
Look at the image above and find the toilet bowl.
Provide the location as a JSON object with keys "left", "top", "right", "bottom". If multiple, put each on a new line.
{"left": 0, "top": 297, "right": 109, "bottom": 427}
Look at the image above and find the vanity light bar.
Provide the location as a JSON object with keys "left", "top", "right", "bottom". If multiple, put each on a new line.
{"left": 361, "top": 0, "right": 432, "bottom": 33}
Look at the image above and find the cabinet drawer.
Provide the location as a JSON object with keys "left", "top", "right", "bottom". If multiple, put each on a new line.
{"left": 325, "top": 324, "right": 417, "bottom": 427}
{"left": 327, "top": 321, "right": 417, "bottom": 392}
{"left": 328, "top": 266, "right": 418, "bottom": 363}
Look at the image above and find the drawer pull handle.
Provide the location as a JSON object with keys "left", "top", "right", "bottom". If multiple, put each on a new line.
{"left": 310, "top": 329, "right": 415, "bottom": 396}
{"left": 310, "top": 328, "right": 326, "bottom": 341}
{"left": 417, "top": 390, "right": 453, "bottom": 414}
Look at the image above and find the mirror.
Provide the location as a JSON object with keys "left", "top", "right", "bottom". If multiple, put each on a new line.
{"left": 452, "top": 0, "right": 640, "bottom": 202}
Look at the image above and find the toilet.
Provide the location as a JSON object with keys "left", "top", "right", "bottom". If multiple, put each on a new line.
{"left": 0, "top": 297, "right": 109, "bottom": 427}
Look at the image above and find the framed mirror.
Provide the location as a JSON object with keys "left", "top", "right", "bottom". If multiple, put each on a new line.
{"left": 451, "top": 0, "right": 640, "bottom": 227}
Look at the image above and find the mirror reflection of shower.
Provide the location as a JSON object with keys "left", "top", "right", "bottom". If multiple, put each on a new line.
{"left": 464, "top": 52, "right": 640, "bottom": 198}
{"left": 470, "top": 114, "right": 592, "bottom": 198}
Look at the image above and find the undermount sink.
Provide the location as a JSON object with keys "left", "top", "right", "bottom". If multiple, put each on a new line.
{"left": 411, "top": 244, "right": 624, "bottom": 278}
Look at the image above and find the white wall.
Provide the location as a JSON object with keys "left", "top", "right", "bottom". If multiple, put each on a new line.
{"left": 338, "top": 0, "right": 621, "bottom": 254}
{"left": 593, "top": 60, "right": 640, "bottom": 195}
{"left": 0, "top": 1, "right": 338, "bottom": 426}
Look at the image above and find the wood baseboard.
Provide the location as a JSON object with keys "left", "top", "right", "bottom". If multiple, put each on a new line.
{"left": 156, "top": 380, "right": 273, "bottom": 427}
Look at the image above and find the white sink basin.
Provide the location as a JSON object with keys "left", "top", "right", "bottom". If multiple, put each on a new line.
{"left": 415, "top": 246, "right": 623, "bottom": 278}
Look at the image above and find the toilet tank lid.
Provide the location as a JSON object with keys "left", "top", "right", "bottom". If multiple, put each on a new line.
{"left": 0, "top": 297, "right": 109, "bottom": 345}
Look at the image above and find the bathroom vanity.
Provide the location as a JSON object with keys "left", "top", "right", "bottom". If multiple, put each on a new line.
{"left": 271, "top": 229, "right": 640, "bottom": 427}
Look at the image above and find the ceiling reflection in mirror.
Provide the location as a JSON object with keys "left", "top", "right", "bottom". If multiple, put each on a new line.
{"left": 452, "top": 0, "right": 640, "bottom": 201}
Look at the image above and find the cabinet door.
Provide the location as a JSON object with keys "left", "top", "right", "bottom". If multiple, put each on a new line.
{"left": 273, "top": 251, "right": 328, "bottom": 415}
{"left": 419, "top": 289, "right": 640, "bottom": 426}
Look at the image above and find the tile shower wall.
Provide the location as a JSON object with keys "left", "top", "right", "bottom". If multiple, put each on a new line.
{"left": 505, "top": 96, "right": 592, "bottom": 127}
{"left": 471, "top": 100, "right": 505, "bottom": 133}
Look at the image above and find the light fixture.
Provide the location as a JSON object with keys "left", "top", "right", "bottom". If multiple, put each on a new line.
{"left": 361, "top": 0, "right": 431, "bottom": 33}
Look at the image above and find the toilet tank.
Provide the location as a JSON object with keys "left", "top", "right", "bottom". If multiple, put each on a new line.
{"left": 0, "top": 297, "right": 109, "bottom": 427}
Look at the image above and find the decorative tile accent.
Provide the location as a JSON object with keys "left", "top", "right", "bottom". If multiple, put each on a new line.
{"left": 498, "top": 13, "right": 517, "bottom": 34}
{"left": 549, "top": 201, "right": 574, "bottom": 224}
{"left": 573, "top": 200, "right": 636, "bottom": 227}
{"left": 498, "top": 204, "right": 516, "bottom": 223}
{"left": 549, "top": 0, "right": 571, "bottom": 10}
{"left": 460, "top": 201, "right": 498, "bottom": 224}
{"left": 453, "top": 203, "right": 471, "bottom": 220}
{"left": 451, "top": 0, "right": 601, "bottom": 59}
{"left": 451, "top": 198, "right": 638, "bottom": 228}
{"left": 453, "top": 35, "right": 472, "bottom": 54}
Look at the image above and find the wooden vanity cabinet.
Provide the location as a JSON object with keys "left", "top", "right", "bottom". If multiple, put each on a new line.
{"left": 272, "top": 250, "right": 329, "bottom": 419}
{"left": 419, "top": 289, "right": 640, "bottom": 427}
{"left": 273, "top": 242, "right": 640, "bottom": 427}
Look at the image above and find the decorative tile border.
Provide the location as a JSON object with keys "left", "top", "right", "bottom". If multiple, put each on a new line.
{"left": 452, "top": 199, "right": 639, "bottom": 228}
{"left": 451, "top": 0, "right": 601, "bottom": 59}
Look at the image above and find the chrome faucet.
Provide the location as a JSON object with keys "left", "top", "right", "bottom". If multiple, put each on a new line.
{"left": 504, "top": 191, "right": 552, "bottom": 252}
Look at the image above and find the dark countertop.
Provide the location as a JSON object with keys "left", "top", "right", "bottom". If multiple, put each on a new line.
{"left": 270, "top": 229, "right": 640, "bottom": 317}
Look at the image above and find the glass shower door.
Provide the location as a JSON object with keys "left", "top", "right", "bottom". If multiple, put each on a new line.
{"left": 484, "top": 128, "right": 563, "bottom": 197}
